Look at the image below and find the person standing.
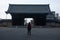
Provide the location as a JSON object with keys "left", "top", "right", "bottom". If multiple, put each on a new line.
{"left": 27, "top": 22, "right": 32, "bottom": 35}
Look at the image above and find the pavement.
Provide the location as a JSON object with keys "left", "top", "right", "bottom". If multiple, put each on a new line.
{"left": 0, "top": 27, "right": 60, "bottom": 40}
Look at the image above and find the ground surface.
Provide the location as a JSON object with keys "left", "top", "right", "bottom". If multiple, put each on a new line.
{"left": 0, "top": 27, "right": 60, "bottom": 40}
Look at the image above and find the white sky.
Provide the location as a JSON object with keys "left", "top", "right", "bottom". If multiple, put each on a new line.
{"left": 0, "top": 0, "right": 60, "bottom": 19}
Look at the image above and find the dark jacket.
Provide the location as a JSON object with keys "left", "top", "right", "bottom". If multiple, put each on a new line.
{"left": 27, "top": 22, "right": 31, "bottom": 30}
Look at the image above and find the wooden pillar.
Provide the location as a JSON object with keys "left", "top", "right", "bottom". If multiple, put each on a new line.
{"left": 19, "top": 17, "right": 24, "bottom": 26}
{"left": 34, "top": 17, "right": 40, "bottom": 26}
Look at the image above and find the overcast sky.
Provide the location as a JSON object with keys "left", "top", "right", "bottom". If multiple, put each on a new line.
{"left": 0, "top": 0, "right": 60, "bottom": 19}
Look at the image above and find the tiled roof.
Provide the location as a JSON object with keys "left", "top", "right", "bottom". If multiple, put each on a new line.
{"left": 6, "top": 4, "right": 51, "bottom": 14}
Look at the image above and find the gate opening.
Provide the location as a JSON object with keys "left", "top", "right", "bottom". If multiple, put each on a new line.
{"left": 24, "top": 18, "right": 34, "bottom": 26}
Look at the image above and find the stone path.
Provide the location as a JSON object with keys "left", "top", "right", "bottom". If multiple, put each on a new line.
{"left": 0, "top": 27, "right": 60, "bottom": 40}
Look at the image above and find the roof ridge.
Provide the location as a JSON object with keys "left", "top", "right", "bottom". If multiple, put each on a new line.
{"left": 9, "top": 4, "right": 49, "bottom": 6}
